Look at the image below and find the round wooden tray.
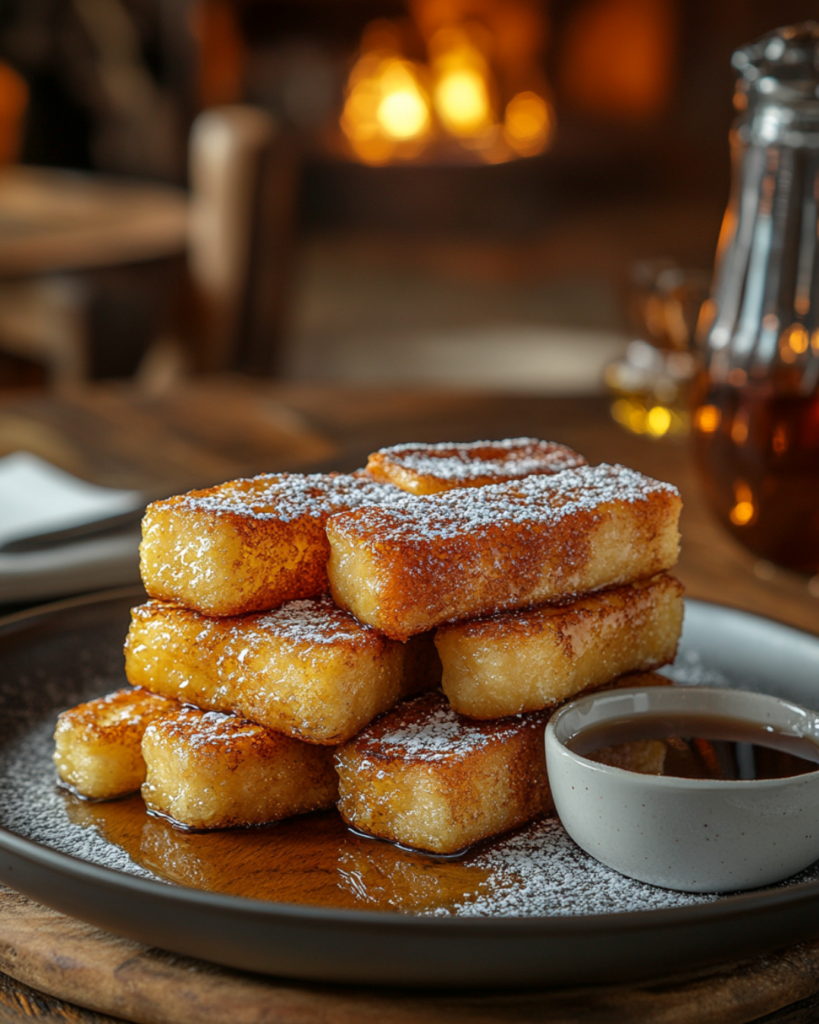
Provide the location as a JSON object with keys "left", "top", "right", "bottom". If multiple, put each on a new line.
{"left": 0, "top": 884, "right": 817, "bottom": 1024}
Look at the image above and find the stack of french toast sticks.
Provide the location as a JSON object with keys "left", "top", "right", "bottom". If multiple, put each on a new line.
{"left": 54, "top": 438, "right": 684, "bottom": 855}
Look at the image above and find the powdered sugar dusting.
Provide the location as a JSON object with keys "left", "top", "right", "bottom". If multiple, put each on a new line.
{"left": 432, "top": 813, "right": 819, "bottom": 916}
{"left": 175, "top": 472, "right": 412, "bottom": 523}
{"left": 133, "top": 595, "right": 384, "bottom": 676}
{"left": 377, "top": 702, "right": 493, "bottom": 760}
{"left": 251, "top": 594, "right": 381, "bottom": 648}
{"left": 443, "top": 817, "right": 721, "bottom": 916}
{"left": 332, "top": 464, "right": 679, "bottom": 545}
{"left": 54, "top": 687, "right": 177, "bottom": 738}
{"left": 352, "top": 692, "right": 539, "bottom": 763}
{"left": 374, "top": 439, "right": 586, "bottom": 483}
{"left": 660, "top": 649, "right": 731, "bottom": 688}
{"left": 144, "top": 707, "right": 264, "bottom": 752}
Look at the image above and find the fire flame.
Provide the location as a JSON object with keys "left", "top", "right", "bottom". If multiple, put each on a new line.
{"left": 377, "top": 69, "right": 429, "bottom": 140}
{"left": 430, "top": 27, "right": 494, "bottom": 139}
{"left": 340, "top": 17, "right": 553, "bottom": 164}
{"left": 341, "top": 48, "right": 432, "bottom": 164}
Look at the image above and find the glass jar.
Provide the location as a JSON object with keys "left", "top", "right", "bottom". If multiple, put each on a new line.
{"left": 607, "top": 260, "right": 708, "bottom": 440}
{"left": 693, "top": 23, "right": 819, "bottom": 576}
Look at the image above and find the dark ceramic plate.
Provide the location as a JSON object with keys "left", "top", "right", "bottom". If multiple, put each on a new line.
{"left": 0, "top": 588, "right": 819, "bottom": 989}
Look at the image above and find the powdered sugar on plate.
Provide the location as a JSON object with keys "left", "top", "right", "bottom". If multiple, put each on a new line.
{"left": 660, "top": 649, "right": 731, "bottom": 688}
{"left": 435, "top": 813, "right": 819, "bottom": 917}
{"left": 0, "top": 721, "right": 158, "bottom": 883}
{"left": 446, "top": 817, "right": 719, "bottom": 916}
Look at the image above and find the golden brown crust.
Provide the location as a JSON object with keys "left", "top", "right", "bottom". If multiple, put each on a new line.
{"left": 438, "top": 575, "right": 678, "bottom": 641}
{"left": 145, "top": 708, "right": 303, "bottom": 764}
{"left": 139, "top": 472, "right": 408, "bottom": 617}
{"left": 366, "top": 438, "right": 586, "bottom": 495}
{"left": 129, "top": 592, "right": 394, "bottom": 658}
{"left": 327, "top": 464, "right": 682, "bottom": 640}
{"left": 141, "top": 707, "right": 339, "bottom": 829}
{"left": 53, "top": 688, "right": 180, "bottom": 800}
{"left": 334, "top": 691, "right": 552, "bottom": 854}
{"left": 54, "top": 688, "right": 177, "bottom": 745}
{"left": 125, "top": 595, "right": 440, "bottom": 744}
{"left": 435, "top": 574, "right": 685, "bottom": 718}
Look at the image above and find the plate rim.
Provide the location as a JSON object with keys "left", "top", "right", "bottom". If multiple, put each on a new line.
{"left": 2, "top": 587, "right": 819, "bottom": 937}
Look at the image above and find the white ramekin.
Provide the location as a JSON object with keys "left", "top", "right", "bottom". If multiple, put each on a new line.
{"left": 545, "top": 686, "right": 819, "bottom": 893}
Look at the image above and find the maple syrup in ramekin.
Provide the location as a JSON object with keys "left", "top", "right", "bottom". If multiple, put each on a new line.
{"left": 569, "top": 710, "right": 819, "bottom": 780}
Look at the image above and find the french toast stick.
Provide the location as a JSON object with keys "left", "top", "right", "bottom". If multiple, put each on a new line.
{"left": 140, "top": 473, "right": 408, "bottom": 617}
{"left": 125, "top": 595, "right": 441, "bottom": 745}
{"left": 436, "top": 574, "right": 684, "bottom": 718}
{"left": 141, "top": 708, "right": 338, "bottom": 829}
{"left": 336, "top": 674, "right": 671, "bottom": 855}
{"left": 327, "top": 464, "right": 682, "bottom": 640}
{"left": 365, "top": 438, "right": 586, "bottom": 495}
{"left": 53, "top": 688, "right": 180, "bottom": 800}
{"left": 335, "top": 690, "right": 552, "bottom": 855}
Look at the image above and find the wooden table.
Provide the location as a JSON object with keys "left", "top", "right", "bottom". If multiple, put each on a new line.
{"left": 0, "top": 378, "right": 817, "bottom": 1023}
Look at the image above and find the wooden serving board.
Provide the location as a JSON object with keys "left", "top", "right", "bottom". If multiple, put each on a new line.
{"left": 0, "top": 884, "right": 817, "bottom": 1024}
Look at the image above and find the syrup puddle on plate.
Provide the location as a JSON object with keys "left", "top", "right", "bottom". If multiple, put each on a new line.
{"left": 60, "top": 790, "right": 496, "bottom": 914}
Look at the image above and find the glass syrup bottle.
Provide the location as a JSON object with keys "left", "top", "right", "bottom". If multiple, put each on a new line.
{"left": 693, "top": 22, "right": 819, "bottom": 575}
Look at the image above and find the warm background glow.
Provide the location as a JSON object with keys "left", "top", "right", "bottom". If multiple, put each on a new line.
{"left": 0, "top": 61, "right": 28, "bottom": 165}
{"left": 430, "top": 27, "right": 494, "bottom": 138}
{"left": 558, "top": 0, "right": 676, "bottom": 119}
{"left": 503, "top": 91, "right": 554, "bottom": 156}
{"left": 340, "top": 2, "right": 554, "bottom": 165}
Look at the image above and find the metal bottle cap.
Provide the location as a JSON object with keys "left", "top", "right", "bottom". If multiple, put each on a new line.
{"left": 733, "top": 22, "right": 819, "bottom": 105}
{"left": 732, "top": 23, "right": 819, "bottom": 146}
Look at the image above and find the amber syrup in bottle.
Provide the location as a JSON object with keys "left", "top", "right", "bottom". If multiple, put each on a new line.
{"left": 692, "top": 373, "right": 819, "bottom": 574}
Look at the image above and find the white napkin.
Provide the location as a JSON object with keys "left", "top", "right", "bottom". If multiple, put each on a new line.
{"left": 0, "top": 451, "right": 145, "bottom": 604}
{"left": 0, "top": 451, "right": 143, "bottom": 550}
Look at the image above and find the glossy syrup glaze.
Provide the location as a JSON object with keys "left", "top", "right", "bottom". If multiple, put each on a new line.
{"left": 60, "top": 792, "right": 495, "bottom": 913}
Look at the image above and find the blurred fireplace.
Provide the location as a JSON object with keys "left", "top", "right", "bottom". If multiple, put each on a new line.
{"left": 191, "top": 0, "right": 689, "bottom": 234}
{"left": 333, "top": 4, "right": 554, "bottom": 166}
{"left": 183, "top": 0, "right": 818, "bottom": 234}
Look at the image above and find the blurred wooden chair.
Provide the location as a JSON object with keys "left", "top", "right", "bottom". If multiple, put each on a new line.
{"left": 0, "top": 104, "right": 297, "bottom": 391}
{"left": 187, "top": 105, "right": 297, "bottom": 376}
